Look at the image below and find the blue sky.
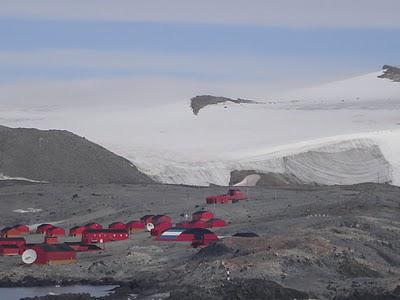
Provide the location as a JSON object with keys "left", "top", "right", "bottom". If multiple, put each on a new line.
{"left": 0, "top": 0, "right": 399, "bottom": 105}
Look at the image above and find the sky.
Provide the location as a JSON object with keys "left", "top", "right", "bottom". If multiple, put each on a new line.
{"left": 0, "top": 0, "right": 399, "bottom": 107}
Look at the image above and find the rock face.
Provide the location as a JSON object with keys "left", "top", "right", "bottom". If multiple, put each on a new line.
{"left": 378, "top": 65, "right": 400, "bottom": 82}
{"left": 190, "top": 95, "right": 261, "bottom": 115}
{"left": 0, "top": 125, "right": 154, "bottom": 184}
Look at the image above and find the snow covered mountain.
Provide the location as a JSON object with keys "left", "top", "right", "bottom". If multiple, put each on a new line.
{"left": 0, "top": 65, "right": 399, "bottom": 186}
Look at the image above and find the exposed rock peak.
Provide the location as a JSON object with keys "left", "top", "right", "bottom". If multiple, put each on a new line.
{"left": 190, "top": 95, "right": 262, "bottom": 115}
{"left": 379, "top": 65, "right": 400, "bottom": 82}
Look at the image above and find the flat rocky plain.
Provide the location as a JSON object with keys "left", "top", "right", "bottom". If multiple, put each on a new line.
{"left": 0, "top": 181, "right": 400, "bottom": 299}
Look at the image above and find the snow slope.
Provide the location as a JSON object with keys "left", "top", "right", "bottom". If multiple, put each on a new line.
{"left": 0, "top": 68, "right": 400, "bottom": 186}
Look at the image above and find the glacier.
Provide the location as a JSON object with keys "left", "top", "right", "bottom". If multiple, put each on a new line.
{"left": 0, "top": 68, "right": 400, "bottom": 186}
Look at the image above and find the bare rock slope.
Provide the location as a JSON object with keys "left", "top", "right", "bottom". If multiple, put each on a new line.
{"left": 0, "top": 125, "right": 154, "bottom": 184}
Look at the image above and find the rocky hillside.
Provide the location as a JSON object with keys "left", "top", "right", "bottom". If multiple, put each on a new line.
{"left": 0, "top": 125, "right": 154, "bottom": 184}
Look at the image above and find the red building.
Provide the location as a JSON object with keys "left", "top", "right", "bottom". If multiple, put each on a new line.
{"left": 69, "top": 226, "right": 86, "bottom": 236}
{"left": 192, "top": 211, "right": 214, "bottom": 222}
{"left": 0, "top": 237, "right": 26, "bottom": 249}
{"left": 27, "top": 244, "right": 76, "bottom": 265}
{"left": 206, "top": 188, "right": 247, "bottom": 204}
{"left": 1, "top": 224, "right": 29, "bottom": 237}
{"left": 0, "top": 245, "right": 20, "bottom": 256}
{"left": 125, "top": 220, "right": 145, "bottom": 232}
{"left": 47, "top": 227, "right": 65, "bottom": 237}
{"left": 36, "top": 224, "right": 55, "bottom": 234}
{"left": 150, "top": 222, "right": 172, "bottom": 236}
{"left": 81, "top": 229, "right": 129, "bottom": 244}
{"left": 1, "top": 227, "right": 22, "bottom": 238}
{"left": 108, "top": 222, "right": 126, "bottom": 230}
{"left": 177, "top": 228, "right": 219, "bottom": 247}
{"left": 84, "top": 223, "right": 103, "bottom": 230}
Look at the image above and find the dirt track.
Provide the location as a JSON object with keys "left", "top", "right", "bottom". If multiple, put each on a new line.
{"left": 0, "top": 182, "right": 400, "bottom": 299}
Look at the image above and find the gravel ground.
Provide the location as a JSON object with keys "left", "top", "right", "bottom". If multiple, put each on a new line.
{"left": 0, "top": 182, "right": 400, "bottom": 299}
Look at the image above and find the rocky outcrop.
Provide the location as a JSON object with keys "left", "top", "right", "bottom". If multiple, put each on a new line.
{"left": 190, "top": 95, "right": 261, "bottom": 115}
{"left": 378, "top": 65, "right": 400, "bottom": 82}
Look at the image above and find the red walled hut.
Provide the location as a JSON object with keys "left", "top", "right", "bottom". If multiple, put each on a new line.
{"left": 125, "top": 220, "right": 145, "bottom": 232}
{"left": 108, "top": 222, "right": 126, "bottom": 230}
{"left": 82, "top": 229, "right": 129, "bottom": 244}
{"left": 36, "top": 224, "right": 55, "bottom": 234}
{"left": 0, "top": 237, "right": 26, "bottom": 248}
{"left": 69, "top": 226, "right": 86, "bottom": 236}
{"left": 177, "top": 228, "right": 219, "bottom": 247}
{"left": 150, "top": 222, "right": 172, "bottom": 236}
{"left": 206, "top": 188, "right": 247, "bottom": 204}
{"left": 26, "top": 244, "right": 76, "bottom": 265}
{"left": 46, "top": 227, "right": 65, "bottom": 237}
{"left": 0, "top": 245, "right": 20, "bottom": 256}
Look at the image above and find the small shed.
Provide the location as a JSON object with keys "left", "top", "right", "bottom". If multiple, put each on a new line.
{"left": 192, "top": 211, "right": 214, "bottom": 222}
{"left": 108, "top": 222, "right": 126, "bottom": 230}
{"left": 36, "top": 224, "right": 55, "bottom": 234}
{"left": 30, "top": 244, "right": 76, "bottom": 265}
{"left": 125, "top": 220, "right": 145, "bottom": 232}
{"left": 69, "top": 226, "right": 86, "bottom": 236}
{"left": 84, "top": 223, "right": 103, "bottom": 230}
{"left": 46, "top": 227, "right": 65, "bottom": 237}
{"left": 0, "top": 245, "right": 20, "bottom": 256}
{"left": 206, "top": 218, "right": 226, "bottom": 228}
{"left": 81, "top": 229, "right": 129, "bottom": 244}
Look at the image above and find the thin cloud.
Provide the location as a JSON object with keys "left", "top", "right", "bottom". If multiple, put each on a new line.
{"left": 1, "top": 0, "right": 399, "bottom": 28}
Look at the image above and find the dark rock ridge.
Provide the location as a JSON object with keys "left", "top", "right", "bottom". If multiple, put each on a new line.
{"left": 0, "top": 125, "right": 154, "bottom": 184}
{"left": 190, "top": 95, "right": 262, "bottom": 115}
{"left": 378, "top": 65, "right": 400, "bottom": 82}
